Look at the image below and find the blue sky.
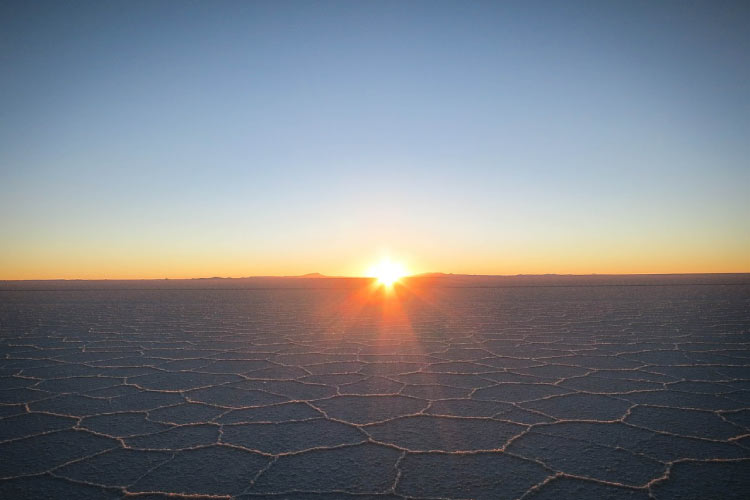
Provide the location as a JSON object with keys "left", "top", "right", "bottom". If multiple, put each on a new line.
{"left": 1, "top": 1, "right": 748, "bottom": 278}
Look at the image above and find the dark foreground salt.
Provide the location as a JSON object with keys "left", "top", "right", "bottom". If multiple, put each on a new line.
{"left": 0, "top": 277, "right": 748, "bottom": 498}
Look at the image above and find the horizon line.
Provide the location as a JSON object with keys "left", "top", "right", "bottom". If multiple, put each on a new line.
{"left": 2, "top": 271, "right": 750, "bottom": 282}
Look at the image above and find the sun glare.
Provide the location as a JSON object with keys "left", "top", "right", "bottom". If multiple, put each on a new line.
{"left": 367, "top": 259, "right": 408, "bottom": 287}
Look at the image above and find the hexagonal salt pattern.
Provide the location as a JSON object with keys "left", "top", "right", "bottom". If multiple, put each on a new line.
{"left": 0, "top": 282, "right": 748, "bottom": 498}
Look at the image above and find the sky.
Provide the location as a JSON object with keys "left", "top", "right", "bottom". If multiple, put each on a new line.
{"left": 1, "top": 0, "right": 748, "bottom": 279}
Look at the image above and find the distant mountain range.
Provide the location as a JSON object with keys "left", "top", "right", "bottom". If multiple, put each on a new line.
{"left": 2, "top": 273, "right": 748, "bottom": 291}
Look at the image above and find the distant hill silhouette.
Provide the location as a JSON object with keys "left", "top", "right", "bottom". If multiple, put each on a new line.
{"left": 2, "top": 273, "right": 749, "bottom": 291}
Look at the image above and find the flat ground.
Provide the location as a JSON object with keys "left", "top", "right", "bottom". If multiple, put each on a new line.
{"left": 0, "top": 277, "right": 748, "bottom": 499}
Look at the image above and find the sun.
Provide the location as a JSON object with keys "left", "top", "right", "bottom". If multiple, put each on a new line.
{"left": 367, "top": 258, "right": 408, "bottom": 287}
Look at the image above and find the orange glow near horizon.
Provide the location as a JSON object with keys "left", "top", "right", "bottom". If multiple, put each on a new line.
{"left": 0, "top": 244, "right": 749, "bottom": 280}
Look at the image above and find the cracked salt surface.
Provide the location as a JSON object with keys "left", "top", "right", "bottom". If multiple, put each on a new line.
{"left": 0, "top": 279, "right": 749, "bottom": 498}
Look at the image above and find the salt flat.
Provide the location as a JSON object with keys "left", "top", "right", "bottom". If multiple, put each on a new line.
{"left": 0, "top": 276, "right": 748, "bottom": 499}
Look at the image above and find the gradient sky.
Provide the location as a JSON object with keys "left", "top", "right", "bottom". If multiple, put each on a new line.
{"left": 1, "top": 0, "right": 748, "bottom": 279}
